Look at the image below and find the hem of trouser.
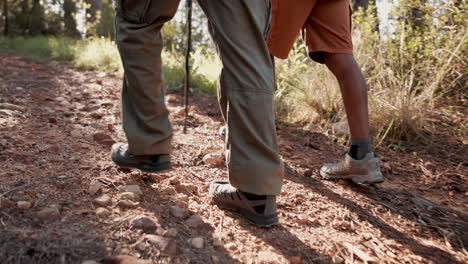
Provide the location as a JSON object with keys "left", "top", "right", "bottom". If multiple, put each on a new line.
{"left": 229, "top": 162, "right": 284, "bottom": 196}
{"left": 127, "top": 139, "right": 173, "bottom": 156}
{"left": 307, "top": 48, "right": 354, "bottom": 55}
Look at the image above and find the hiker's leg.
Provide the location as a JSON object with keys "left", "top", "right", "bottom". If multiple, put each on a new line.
{"left": 115, "top": 0, "right": 181, "bottom": 155}
{"left": 198, "top": 0, "right": 284, "bottom": 196}
{"left": 324, "top": 54, "right": 370, "bottom": 141}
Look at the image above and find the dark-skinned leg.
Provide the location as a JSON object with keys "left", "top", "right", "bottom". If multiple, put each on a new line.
{"left": 319, "top": 53, "right": 384, "bottom": 184}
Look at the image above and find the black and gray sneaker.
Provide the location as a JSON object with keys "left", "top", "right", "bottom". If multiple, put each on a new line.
{"left": 111, "top": 143, "right": 171, "bottom": 173}
{"left": 320, "top": 152, "right": 384, "bottom": 184}
{"left": 209, "top": 181, "right": 279, "bottom": 227}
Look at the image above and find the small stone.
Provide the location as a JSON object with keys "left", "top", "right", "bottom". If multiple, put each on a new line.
{"left": 94, "top": 194, "right": 112, "bottom": 207}
{"left": 70, "top": 130, "right": 82, "bottom": 138}
{"left": 144, "top": 235, "right": 177, "bottom": 256}
{"left": 135, "top": 241, "right": 147, "bottom": 252}
{"left": 102, "top": 255, "right": 140, "bottom": 264}
{"left": 190, "top": 237, "right": 204, "bottom": 249}
{"left": 160, "top": 186, "right": 177, "bottom": 195}
{"left": 95, "top": 207, "right": 111, "bottom": 218}
{"left": 93, "top": 133, "right": 115, "bottom": 146}
{"left": 90, "top": 112, "right": 103, "bottom": 119}
{"left": 118, "top": 192, "right": 140, "bottom": 202}
{"left": 132, "top": 216, "right": 159, "bottom": 234}
{"left": 118, "top": 185, "right": 143, "bottom": 196}
{"left": 226, "top": 242, "right": 237, "bottom": 251}
{"left": 37, "top": 207, "right": 60, "bottom": 221}
{"left": 185, "top": 214, "right": 204, "bottom": 228}
{"left": 17, "top": 201, "right": 32, "bottom": 210}
{"left": 163, "top": 228, "right": 178, "bottom": 238}
{"left": 382, "top": 162, "right": 392, "bottom": 172}
{"left": 211, "top": 256, "right": 221, "bottom": 264}
{"left": 16, "top": 86, "right": 24, "bottom": 91}
{"left": 88, "top": 181, "right": 102, "bottom": 195}
{"left": 0, "top": 103, "right": 24, "bottom": 112}
{"left": 289, "top": 256, "right": 302, "bottom": 264}
{"left": 169, "top": 206, "right": 189, "bottom": 219}
{"left": 0, "top": 196, "right": 15, "bottom": 208}
{"left": 202, "top": 153, "right": 224, "bottom": 167}
{"left": 81, "top": 261, "right": 100, "bottom": 264}
{"left": 304, "top": 169, "right": 313, "bottom": 177}
{"left": 169, "top": 177, "right": 180, "bottom": 185}
{"left": 212, "top": 237, "right": 223, "bottom": 248}
{"left": 117, "top": 200, "right": 139, "bottom": 209}
{"left": 175, "top": 183, "right": 198, "bottom": 195}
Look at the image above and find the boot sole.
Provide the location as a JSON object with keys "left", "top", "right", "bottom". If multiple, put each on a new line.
{"left": 320, "top": 170, "right": 385, "bottom": 185}
{"left": 214, "top": 202, "right": 279, "bottom": 228}
{"left": 112, "top": 158, "right": 172, "bottom": 173}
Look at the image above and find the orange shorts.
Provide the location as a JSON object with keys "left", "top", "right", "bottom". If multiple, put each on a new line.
{"left": 267, "top": 0, "right": 353, "bottom": 63}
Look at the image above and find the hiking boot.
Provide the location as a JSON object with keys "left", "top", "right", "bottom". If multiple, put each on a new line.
{"left": 320, "top": 152, "right": 384, "bottom": 184}
{"left": 209, "top": 181, "right": 279, "bottom": 227}
{"left": 111, "top": 143, "right": 171, "bottom": 173}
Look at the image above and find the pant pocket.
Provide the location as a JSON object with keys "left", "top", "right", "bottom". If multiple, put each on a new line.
{"left": 116, "top": 0, "right": 152, "bottom": 24}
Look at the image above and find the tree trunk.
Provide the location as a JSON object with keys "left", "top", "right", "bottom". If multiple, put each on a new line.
{"left": 63, "top": 0, "right": 80, "bottom": 37}
{"left": 352, "top": 0, "right": 370, "bottom": 11}
{"left": 85, "top": 0, "right": 102, "bottom": 37}
{"left": 3, "top": 0, "right": 8, "bottom": 35}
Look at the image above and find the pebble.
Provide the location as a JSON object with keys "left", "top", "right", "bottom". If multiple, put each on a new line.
{"left": 211, "top": 256, "right": 221, "bottom": 263}
{"left": 101, "top": 255, "right": 140, "bottom": 264}
{"left": 17, "top": 201, "right": 32, "bottom": 210}
{"left": 70, "top": 130, "right": 82, "bottom": 138}
{"left": 175, "top": 183, "right": 198, "bottom": 195}
{"left": 144, "top": 235, "right": 177, "bottom": 256}
{"left": 169, "top": 177, "right": 180, "bottom": 185}
{"left": 202, "top": 153, "right": 224, "bottom": 166}
{"left": 0, "top": 196, "right": 14, "bottom": 208}
{"left": 37, "top": 207, "right": 60, "bottom": 221}
{"left": 88, "top": 181, "right": 102, "bottom": 195}
{"left": 118, "top": 185, "right": 143, "bottom": 196}
{"left": 226, "top": 242, "right": 237, "bottom": 251}
{"left": 131, "top": 216, "right": 159, "bottom": 234}
{"left": 118, "top": 192, "right": 140, "bottom": 202}
{"left": 95, "top": 207, "right": 111, "bottom": 218}
{"left": 81, "top": 261, "right": 100, "bottom": 264}
{"left": 163, "top": 228, "right": 178, "bottom": 238}
{"left": 117, "top": 200, "right": 139, "bottom": 209}
{"left": 185, "top": 214, "right": 204, "bottom": 228}
{"left": 94, "top": 194, "right": 112, "bottom": 207}
{"left": 212, "top": 237, "right": 223, "bottom": 248}
{"left": 169, "top": 206, "right": 189, "bottom": 219}
{"left": 190, "top": 237, "right": 204, "bottom": 249}
{"left": 289, "top": 256, "right": 302, "bottom": 264}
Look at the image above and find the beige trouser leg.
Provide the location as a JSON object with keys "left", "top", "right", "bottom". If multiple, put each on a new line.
{"left": 115, "top": 0, "right": 181, "bottom": 155}
{"left": 198, "top": 0, "right": 284, "bottom": 195}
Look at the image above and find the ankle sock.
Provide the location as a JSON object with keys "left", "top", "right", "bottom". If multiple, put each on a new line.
{"left": 349, "top": 139, "right": 372, "bottom": 160}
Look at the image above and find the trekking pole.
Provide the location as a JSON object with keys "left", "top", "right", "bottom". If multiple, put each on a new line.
{"left": 183, "top": 0, "right": 193, "bottom": 134}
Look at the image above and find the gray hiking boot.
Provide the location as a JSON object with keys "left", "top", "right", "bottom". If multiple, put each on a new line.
{"left": 320, "top": 152, "right": 384, "bottom": 184}
{"left": 209, "top": 181, "right": 279, "bottom": 227}
{"left": 111, "top": 143, "right": 171, "bottom": 173}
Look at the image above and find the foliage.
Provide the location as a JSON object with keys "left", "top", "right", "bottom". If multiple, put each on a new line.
{"left": 274, "top": 0, "right": 467, "bottom": 146}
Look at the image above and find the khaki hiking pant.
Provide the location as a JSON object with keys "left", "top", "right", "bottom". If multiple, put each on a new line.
{"left": 115, "top": 0, "right": 284, "bottom": 196}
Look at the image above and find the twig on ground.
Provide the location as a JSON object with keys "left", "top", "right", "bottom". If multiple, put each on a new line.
{"left": 1, "top": 182, "right": 34, "bottom": 197}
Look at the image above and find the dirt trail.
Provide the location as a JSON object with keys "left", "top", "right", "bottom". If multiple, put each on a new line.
{"left": 0, "top": 53, "right": 467, "bottom": 264}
